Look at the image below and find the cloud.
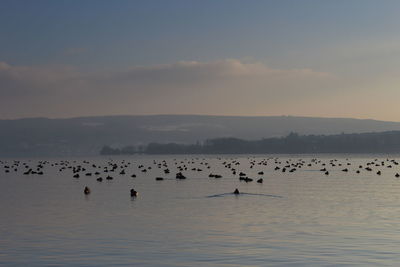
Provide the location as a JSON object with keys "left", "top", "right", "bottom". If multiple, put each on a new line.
{"left": 0, "top": 59, "right": 336, "bottom": 118}
{"left": 102, "top": 59, "right": 332, "bottom": 83}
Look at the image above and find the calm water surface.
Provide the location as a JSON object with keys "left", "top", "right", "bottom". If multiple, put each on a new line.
{"left": 1, "top": 154, "right": 400, "bottom": 266}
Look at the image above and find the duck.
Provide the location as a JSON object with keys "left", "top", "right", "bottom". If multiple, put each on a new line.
{"left": 84, "top": 186, "right": 91, "bottom": 195}
{"left": 130, "top": 189, "right": 138, "bottom": 197}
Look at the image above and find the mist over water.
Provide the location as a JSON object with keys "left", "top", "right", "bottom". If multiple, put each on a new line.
{"left": 1, "top": 154, "right": 400, "bottom": 266}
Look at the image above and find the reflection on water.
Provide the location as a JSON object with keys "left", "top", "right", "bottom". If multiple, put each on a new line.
{"left": 1, "top": 154, "right": 400, "bottom": 266}
{"left": 206, "top": 192, "right": 283, "bottom": 198}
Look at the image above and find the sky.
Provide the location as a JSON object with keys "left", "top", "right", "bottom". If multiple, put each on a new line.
{"left": 1, "top": 0, "right": 400, "bottom": 121}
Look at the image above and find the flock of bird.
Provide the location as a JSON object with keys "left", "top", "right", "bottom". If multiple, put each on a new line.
{"left": 2, "top": 156, "right": 400, "bottom": 197}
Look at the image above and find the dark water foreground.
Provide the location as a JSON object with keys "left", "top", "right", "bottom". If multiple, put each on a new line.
{"left": 1, "top": 154, "right": 400, "bottom": 266}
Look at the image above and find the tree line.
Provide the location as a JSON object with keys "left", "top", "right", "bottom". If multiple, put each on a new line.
{"left": 100, "top": 131, "right": 400, "bottom": 155}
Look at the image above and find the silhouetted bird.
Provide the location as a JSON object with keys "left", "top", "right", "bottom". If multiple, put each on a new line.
{"left": 130, "top": 189, "right": 138, "bottom": 197}
{"left": 84, "top": 186, "right": 91, "bottom": 195}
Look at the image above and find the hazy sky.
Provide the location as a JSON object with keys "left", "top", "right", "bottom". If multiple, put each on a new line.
{"left": 1, "top": 0, "right": 400, "bottom": 121}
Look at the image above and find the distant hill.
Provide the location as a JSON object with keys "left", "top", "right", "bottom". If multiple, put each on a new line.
{"left": 1, "top": 115, "right": 400, "bottom": 156}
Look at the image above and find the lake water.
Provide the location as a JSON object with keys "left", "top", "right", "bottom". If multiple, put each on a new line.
{"left": 2, "top": 154, "right": 400, "bottom": 266}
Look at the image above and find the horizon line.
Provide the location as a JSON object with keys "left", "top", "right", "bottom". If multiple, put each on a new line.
{"left": 1, "top": 114, "right": 399, "bottom": 123}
